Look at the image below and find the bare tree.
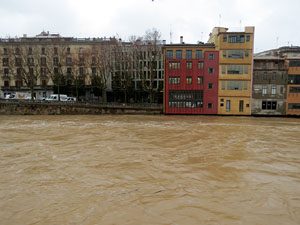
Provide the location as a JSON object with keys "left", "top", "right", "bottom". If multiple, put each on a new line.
{"left": 131, "top": 29, "right": 162, "bottom": 104}
{"left": 7, "top": 45, "right": 41, "bottom": 101}
{"left": 143, "top": 28, "right": 162, "bottom": 104}
{"left": 86, "top": 41, "right": 115, "bottom": 103}
{"left": 45, "top": 45, "right": 67, "bottom": 101}
{"left": 112, "top": 40, "right": 135, "bottom": 103}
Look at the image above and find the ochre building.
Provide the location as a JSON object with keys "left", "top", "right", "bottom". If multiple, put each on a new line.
{"left": 208, "top": 26, "right": 255, "bottom": 115}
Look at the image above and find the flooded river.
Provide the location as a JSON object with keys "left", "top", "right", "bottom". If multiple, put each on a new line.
{"left": 0, "top": 115, "right": 300, "bottom": 225}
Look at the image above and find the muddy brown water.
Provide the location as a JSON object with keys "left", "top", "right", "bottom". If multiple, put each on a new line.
{"left": 0, "top": 115, "right": 300, "bottom": 225}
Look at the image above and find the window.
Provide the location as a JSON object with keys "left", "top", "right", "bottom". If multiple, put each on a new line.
{"left": 41, "top": 67, "right": 47, "bottom": 76}
{"left": 262, "top": 85, "right": 267, "bottom": 95}
{"left": 208, "top": 68, "right": 214, "bottom": 74}
{"left": 41, "top": 57, "right": 46, "bottom": 65}
{"left": 288, "top": 103, "right": 300, "bottom": 109}
{"left": 40, "top": 79, "right": 46, "bottom": 86}
{"left": 227, "top": 81, "right": 247, "bottom": 90}
{"left": 54, "top": 47, "right": 58, "bottom": 55}
{"left": 27, "top": 58, "right": 34, "bottom": 65}
{"left": 245, "top": 50, "right": 249, "bottom": 57}
{"left": 244, "top": 65, "right": 248, "bottom": 74}
{"left": 186, "top": 76, "right": 192, "bottom": 85}
{"left": 15, "top": 80, "right": 23, "bottom": 87}
{"left": 272, "top": 72, "right": 277, "bottom": 80}
{"left": 227, "top": 50, "right": 244, "bottom": 58}
{"left": 2, "top": 58, "right": 9, "bottom": 66}
{"left": 226, "top": 100, "right": 230, "bottom": 112}
{"left": 186, "top": 61, "right": 192, "bottom": 69}
{"left": 67, "top": 67, "right": 72, "bottom": 76}
{"left": 15, "top": 48, "right": 20, "bottom": 55}
{"left": 207, "top": 103, "right": 213, "bottom": 108}
{"left": 67, "top": 47, "right": 71, "bottom": 54}
{"left": 227, "top": 65, "right": 243, "bottom": 74}
{"left": 4, "top": 80, "right": 9, "bottom": 87}
{"left": 166, "top": 50, "right": 173, "bottom": 59}
{"left": 168, "top": 76, "right": 180, "bottom": 84}
{"left": 262, "top": 101, "right": 277, "bottom": 110}
{"left": 289, "top": 61, "right": 300, "bottom": 67}
{"left": 271, "top": 85, "right": 277, "bottom": 95}
{"left": 3, "top": 48, "right": 8, "bottom": 55}
{"left": 79, "top": 57, "right": 84, "bottom": 65}
{"left": 288, "top": 75, "right": 300, "bottom": 84}
{"left": 208, "top": 54, "right": 214, "bottom": 60}
{"left": 208, "top": 83, "right": 213, "bottom": 89}
{"left": 195, "top": 50, "right": 202, "bottom": 59}
{"left": 54, "top": 67, "right": 59, "bottom": 75}
{"left": 186, "top": 50, "right": 192, "bottom": 59}
{"left": 42, "top": 48, "right": 46, "bottom": 55}
{"left": 79, "top": 67, "right": 84, "bottom": 75}
{"left": 15, "top": 58, "right": 21, "bottom": 66}
{"left": 223, "top": 34, "right": 227, "bottom": 42}
{"left": 222, "top": 65, "right": 226, "bottom": 74}
{"left": 197, "top": 61, "right": 204, "bottom": 69}
{"left": 176, "top": 50, "right": 182, "bottom": 59}
{"left": 168, "top": 90, "right": 203, "bottom": 108}
{"left": 239, "top": 100, "right": 244, "bottom": 112}
{"left": 223, "top": 50, "right": 226, "bottom": 58}
{"left": 221, "top": 81, "right": 226, "bottom": 90}
{"left": 290, "top": 87, "right": 300, "bottom": 93}
{"left": 263, "top": 72, "right": 268, "bottom": 80}
{"left": 246, "top": 35, "right": 250, "bottom": 42}
{"left": 66, "top": 57, "right": 72, "bottom": 65}
{"left": 169, "top": 61, "right": 180, "bottom": 69}
{"left": 197, "top": 76, "right": 203, "bottom": 85}
{"left": 92, "top": 67, "right": 97, "bottom": 75}
{"left": 4, "top": 68, "right": 9, "bottom": 75}
{"left": 229, "top": 35, "right": 245, "bottom": 43}
{"left": 28, "top": 48, "right": 32, "bottom": 55}
{"left": 53, "top": 57, "right": 59, "bottom": 65}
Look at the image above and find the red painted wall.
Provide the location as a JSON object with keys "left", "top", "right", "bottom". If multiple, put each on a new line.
{"left": 165, "top": 50, "right": 219, "bottom": 114}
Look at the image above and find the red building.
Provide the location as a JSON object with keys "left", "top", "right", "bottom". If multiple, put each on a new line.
{"left": 163, "top": 42, "right": 219, "bottom": 114}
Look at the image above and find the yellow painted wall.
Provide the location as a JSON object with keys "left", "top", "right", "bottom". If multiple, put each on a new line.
{"left": 209, "top": 26, "right": 254, "bottom": 115}
{"left": 218, "top": 96, "right": 251, "bottom": 115}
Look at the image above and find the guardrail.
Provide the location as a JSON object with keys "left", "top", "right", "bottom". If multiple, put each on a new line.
{"left": 0, "top": 99, "right": 163, "bottom": 109}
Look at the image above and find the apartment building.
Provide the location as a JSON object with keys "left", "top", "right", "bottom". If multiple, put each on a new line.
{"left": 0, "top": 32, "right": 164, "bottom": 103}
{"left": 252, "top": 57, "right": 287, "bottom": 115}
{"left": 208, "top": 26, "right": 255, "bottom": 115}
{"left": 287, "top": 60, "right": 300, "bottom": 115}
{"left": 163, "top": 38, "right": 219, "bottom": 114}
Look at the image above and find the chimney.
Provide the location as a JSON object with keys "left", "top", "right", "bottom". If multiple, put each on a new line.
{"left": 163, "top": 40, "right": 166, "bottom": 45}
{"left": 23, "top": 34, "right": 27, "bottom": 38}
{"left": 180, "top": 36, "right": 183, "bottom": 44}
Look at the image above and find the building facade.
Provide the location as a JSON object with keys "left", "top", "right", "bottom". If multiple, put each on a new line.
{"left": 208, "top": 26, "right": 255, "bottom": 115}
{"left": 163, "top": 40, "right": 219, "bottom": 114}
{"left": 0, "top": 32, "right": 164, "bottom": 103}
{"left": 252, "top": 57, "right": 287, "bottom": 115}
{"left": 287, "top": 60, "right": 300, "bottom": 115}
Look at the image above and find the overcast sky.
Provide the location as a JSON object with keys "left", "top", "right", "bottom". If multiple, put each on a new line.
{"left": 0, "top": 0, "right": 299, "bottom": 53}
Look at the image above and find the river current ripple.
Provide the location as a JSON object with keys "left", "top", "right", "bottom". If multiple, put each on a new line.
{"left": 0, "top": 115, "right": 300, "bottom": 225}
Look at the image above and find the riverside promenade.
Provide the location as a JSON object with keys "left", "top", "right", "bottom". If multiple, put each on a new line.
{"left": 0, "top": 100, "right": 163, "bottom": 115}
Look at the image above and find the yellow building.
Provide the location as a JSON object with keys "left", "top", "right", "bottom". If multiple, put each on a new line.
{"left": 208, "top": 26, "right": 254, "bottom": 115}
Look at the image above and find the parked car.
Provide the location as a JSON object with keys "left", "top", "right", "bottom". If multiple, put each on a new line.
{"left": 45, "top": 94, "right": 68, "bottom": 101}
{"left": 67, "top": 97, "right": 76, "bottom": 102}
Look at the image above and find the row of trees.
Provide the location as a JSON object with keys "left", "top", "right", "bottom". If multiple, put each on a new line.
{"left": 4, "top": 28, "right": 163, "bottom": 103}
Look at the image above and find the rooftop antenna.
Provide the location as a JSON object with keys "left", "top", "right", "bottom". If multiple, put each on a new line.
{"left": 170, "top": 25, "right": 173, "bottom": 44}
{"left": 219, "top": 14, "right": 221, "bottom": 27}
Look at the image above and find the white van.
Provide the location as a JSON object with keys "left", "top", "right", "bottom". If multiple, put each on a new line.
{"left": 46, "top": 94, "right": 68, "bottom": 101}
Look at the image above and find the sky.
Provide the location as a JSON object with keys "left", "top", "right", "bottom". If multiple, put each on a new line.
{"left": 0, "top": 0, "right": 299, "bottom": 53}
